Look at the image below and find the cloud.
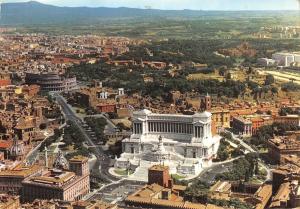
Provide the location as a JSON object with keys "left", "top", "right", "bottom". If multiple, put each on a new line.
{"left": 1, "top": 0, "right": 298, "bottom": 10}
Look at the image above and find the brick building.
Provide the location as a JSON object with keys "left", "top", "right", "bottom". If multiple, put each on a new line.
{"left": 0, "top": 73, "right": 11, "bottom": 87}
{"left": 96, "top": 104, "right": 116, "bottom": 113}
{"left": 21, "top": 199, "right": 118, "bottom": 209}
{"left": 251, "top": 117, "right": 265, "bottom": 135}
{"left": 267, "top": 135, "right": 300, "bottom": 164}
{"left": 209, "top": 181, "right": 272, "bottom": 209}
{"left": 270, "top": 163, "right": 300, "bottom": 208}
{"left": 211, "top": 108, "right": 230, "bottom": 132}
{"left": 21, "top": 85, "right": 40, "bottom": 98}
{"left": 274, "top": 115, "right": 300, "bottom": 127}
{"left": 148, "top": 165, "right": 172, "bottom": 188}
{"left": 22, "top": 155, "right": 90, "bottom": 202}
{"left": 125, "top": 165, "right": 222, "bottom": 209}
{"left": 232, "top": 116, "right": 252, "bottom": 137}
{"left": 0, "top": 164, "right": 43, "bottom": 195}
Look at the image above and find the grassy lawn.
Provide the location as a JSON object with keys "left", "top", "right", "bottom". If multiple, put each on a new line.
{"left": 249, "top": 176, "right": 263, "bottom": 184}
{"left": 249, "top": 166, "right": 267, "bottom": 184}
{"left": 259, "top": 148, "right": 268, "bottom": 153}
{"left": 73, "top": 107, "right": 87, "bottom": 117}
{"left": 172, "top": 174, "right": 185, "bottom": 180}
{"left": 187, "top": 73, "right": 224, "bottom": 81}
{"left": 114, "top": 169, "right": 134, "bottom": 176}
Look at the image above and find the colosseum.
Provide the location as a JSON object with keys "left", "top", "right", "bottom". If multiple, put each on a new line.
{"left": 25, "top": 73, "right": 77, "bottom": 92}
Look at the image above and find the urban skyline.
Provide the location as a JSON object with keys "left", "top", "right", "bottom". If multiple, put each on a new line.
{"left": 0, "top": 0, "right": 300, "bottom": 208}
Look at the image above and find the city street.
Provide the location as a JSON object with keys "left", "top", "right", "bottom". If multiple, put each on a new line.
{"left": 225, "top": 130, "right": 272, "bottom": 181}
{"left": 197, "top": 161, "right": 234, "bottom": 184}
{"left": 54, "top": 93, "right": 120, "bottom": 182}
{"left": 88, "top": 180, "right": 144, "bottom": 203}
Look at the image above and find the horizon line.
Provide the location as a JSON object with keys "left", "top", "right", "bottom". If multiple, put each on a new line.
{"left": 2, "top": 1, "right": 300, "bottom": 12}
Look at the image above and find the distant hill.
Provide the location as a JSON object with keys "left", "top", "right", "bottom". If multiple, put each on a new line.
{"left": 0, "top": 1, "right": 298, "bottom": 26}
{"left": 0, "top": 1, "right": 201, "bottom": 25}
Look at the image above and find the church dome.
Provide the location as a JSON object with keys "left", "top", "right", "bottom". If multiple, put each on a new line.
{"left": 10, "top": 135, "right": 24, "bottom": 158}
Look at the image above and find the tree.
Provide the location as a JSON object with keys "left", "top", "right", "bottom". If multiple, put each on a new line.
{"left": 244, "top": 169, "right": 250, "bottom": 182}
{"left": 256, "top": 110, "right": 263, "bottom": 114}
{"left": 231, "top": 147, "right": 243, "bottom": 157}
{"left": 184, "top": 180, "right": 210, "bottom": 204}
{"left": 264, "top": 74, "right": 275, "bottom": 85}
{"left": 254, "top": 161, "right": 259, "bottom": 175}
{"left": 39, "top": 123, "right": 47, "bottom": 130}
{"left": 116, "top": 123, "right": 129, "bottom": 131}
{"left": 108, "top": 112, "right": 118, "bottom": 119}
{"left": 282, "top": 82, "right": 300, "bottom": 92}
{"left": 216, "top": 138, "right": 230, "bottom": 161}
{"left": 218, "top": 150, "right": 229, "bottom": 161}
{"left": 271, "top": 87, "right": 278, "bottom": 94}
{"left": 54, "top": 128, "right": 62, "bottom": 138}
{"left": 220, "top": 132, "right": 233, "bottom": 141}
{"left": 279, "top": 107, "right": 294, "bottom": 116}
{"left": 47, "top": 94, "right": 54, "bottom": 103}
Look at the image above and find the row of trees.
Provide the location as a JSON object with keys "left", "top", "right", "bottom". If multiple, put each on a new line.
{"left": 117, "top": 39, "right": 236, "bottom": 66}
{"left": 184, "top": 180, "right": 251, "bottom": 209}
{"left": 279, "top": 107, "right": 299, "bottom": 116}
{"left": 250, "top": 122, "right": 300, "bottom": 147}
{"left": 68, "top": 60, "right": 250, "bottom": 99}
{"left": 61, "top": 121, "right": 90, "bottom": 159}
{"left": 282, "top": 82, "right": 300, "bottom": 92}
{"left": 84, "top": 117, "right": 107, "bottom": 142}
{"left": 215, "top": 138, "right": 243, "bottom": 161}
{"left": 216, "top": 153, "right": 259, "bottom": 182}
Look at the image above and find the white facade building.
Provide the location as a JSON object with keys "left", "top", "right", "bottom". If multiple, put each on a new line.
{"left": 115, "top": 109, "right": 221, "bottom": 176}
{"left": 272, "top": 52, "right": 300, "bottom": 67}
{"left": 257, "top": 58, "right": 276, "bottom": 67}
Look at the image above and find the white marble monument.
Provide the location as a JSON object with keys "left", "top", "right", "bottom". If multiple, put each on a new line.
{"left": 115, "top": 109, "right": 221, "bottom": 176}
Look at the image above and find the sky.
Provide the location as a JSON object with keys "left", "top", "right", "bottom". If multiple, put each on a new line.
{"left": 2, "top": 0, "right": 299, "bottom": 11}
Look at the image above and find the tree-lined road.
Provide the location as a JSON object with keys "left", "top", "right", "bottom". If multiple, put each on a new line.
{"left": 54, "top": 93, "right": 120, "bottom": 182}
{"left": 225, "top": 130, "right": 272, "bottom": 181}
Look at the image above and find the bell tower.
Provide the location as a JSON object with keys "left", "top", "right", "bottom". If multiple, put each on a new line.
{"left": 200, "top": 93, "right": 211, "bottom": 112}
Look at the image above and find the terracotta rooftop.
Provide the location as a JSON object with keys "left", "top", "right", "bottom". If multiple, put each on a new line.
{"left": 173, "top": 184, "right": 187, "bottom": 191}
{"left": 15, "top": 117, "right": 35, "bottom": 130}
{"left": 252, "top": 184, "right": 273, "bottom": 209}
{"left": 282, "top": 155, "right": 300, "bottom": 167}
{"left": 149, "top": 165, "right": 169, "bottom": 172}
{"left": 268, "top": 135, "right": 300, "bottom": 150}
{"left": 0, "top": 164, "right": 42, "bottom": 178}
{"left": 270, "top": 182, "right": 291, "bottom": 208}
{"left": 31, "top": 169, "right": 75, "bottom": 185}
{"left": 126, "top": 183, "right": 223, "bottom": 209}
{"left": 73, "top": 200, "right": 116, "bottom": 209}
{"left": 272, "top": 163, "right": 300, "bottom": 176}
{"left": 69, "top": 155, "right": 88, "bottom": 163}
{"left": 0, "top": 140, "right": 13, "bottom": 149}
